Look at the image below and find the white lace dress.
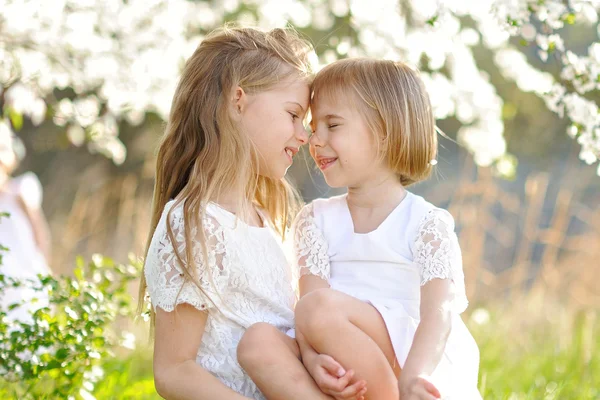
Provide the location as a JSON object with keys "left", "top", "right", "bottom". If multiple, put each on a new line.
{"left": 144, "top": 200, "right": 296, "bottom": 399}
{"left": 294, "top": 193, "right": 481, "bottom": 399}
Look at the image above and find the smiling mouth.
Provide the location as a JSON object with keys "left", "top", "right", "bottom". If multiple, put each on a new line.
{"left": 285, "top": 148, "right": 294, "bottom": 158}
{"left": 318, "top": 157, "right": 338, "bottom": 170}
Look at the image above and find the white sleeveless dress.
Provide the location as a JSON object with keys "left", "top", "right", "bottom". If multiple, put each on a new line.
{"left": 293, "top": 192, "right": 481, "bottom": 399}
{"left": 144, "top": 200, "right": 297, "bottom": 399}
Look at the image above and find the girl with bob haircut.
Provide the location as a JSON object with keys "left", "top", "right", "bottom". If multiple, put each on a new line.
{"left": 239, "top": 58, "right": 481, "bottom": 400}
{"left": 140, "top": 25, "right": 329, "bottom": 399}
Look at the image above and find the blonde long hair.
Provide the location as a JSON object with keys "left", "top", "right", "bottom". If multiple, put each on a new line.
{"left": 311, "top": 58, "right": 437, "bottom": 186}
{"left": 138, "top": 25, "right": 313, "bottom": 324}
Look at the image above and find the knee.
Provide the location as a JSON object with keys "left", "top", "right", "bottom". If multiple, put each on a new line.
{"left": 237, "top": 322, "right": 278, "bottom": 369}
{"left": 296, "top": 289, "right": 342, "bottom": 336}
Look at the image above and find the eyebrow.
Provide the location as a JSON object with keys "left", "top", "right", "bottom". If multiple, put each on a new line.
{"left": 309, "top": 114, "right": 345, "bottom": 128}
{"left": 286, "top": 102, "right": 306, "bottom": 113}
{"left": 312, "top": 113, "right": 345, "bottom": 121}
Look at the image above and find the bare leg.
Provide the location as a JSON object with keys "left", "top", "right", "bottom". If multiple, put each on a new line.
{"left": 296, "top": 289, "right": 401, "bottom": 400}
{"left": 237, "top": 322, "right": 333, "bottom": 400}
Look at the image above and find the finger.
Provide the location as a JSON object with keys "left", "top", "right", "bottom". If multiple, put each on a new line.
{"left": 415, "top": 386, "right": 440, "bottom": 400}
{"left": 327, "top": 369, "right": 356, "bottom": 393}
{"left": 334, "top": 379, "right": 367, "bottom": 399}
{"left": 354, "top": 386, "right": 367, "bottom": 400}
{"left": 331, "top": 378, "right": 366, "bottom": 400}
{"left": 335, "top": 368, "right": 356, "bottom": 389}
{"left": 315, "top": 370, "right": 344, "bottom": 392}
{"left": 320, "top": 354, "right": 346, "bottom": 377}
{"left": 419, "top": 376, "right": 441, "bottom": 398}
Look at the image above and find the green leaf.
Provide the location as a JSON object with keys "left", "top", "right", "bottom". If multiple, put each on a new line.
{"left": 563, "top": 12, "right": 576, "bottom": 25}
{"left": 7, "top": 108, "right": 23, "bottom": 131}
{"left": 426, "top": 15, "right": 438, "bottom": 26}
{"left": 55, "top": 348, "right": 69, "bottom": 361}
{"left": 74, "top": 266, "right": 84, "bottom": 281}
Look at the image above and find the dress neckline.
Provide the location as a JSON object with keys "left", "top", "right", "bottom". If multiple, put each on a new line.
{"left": 208, "top": 202, "right": 270, "bottom": 231}
{"left": 343, "top": 191, "right": 411, "bottom": 235}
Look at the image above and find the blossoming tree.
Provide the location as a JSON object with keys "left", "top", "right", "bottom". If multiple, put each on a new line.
{"left": 1, "top": 0, "right": 599, "bottom": 174}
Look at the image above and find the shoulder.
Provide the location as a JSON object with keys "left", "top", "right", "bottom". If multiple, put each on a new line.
{"left": 399, "top": 194, "right": 457, "bottom": 256}
{"left": 309, "top": 194, "right": 346, "bottom": 214}
{"left": 402, "top": 193, "right": 453, "bottom": 228}
{"left": 293, "top": 194, "right": 347, "bottom": 233}
{"left": 151, "top": 199, "right": 232, "bottom": 249}
{"left": 155, "top": 199, "right": 184, "bottom": 235}
{"left": 417, "top": 207, "right": 455, "bottom": 234}
{"left": 12, "top": 172, "right": 43, "bottom": 210}
{"left": 307, "top": 194, "right": 347, "bottom": 223}
{"left": 294, "top": 194, "right": 343, "bottom": 220}
{"left": 158, "top": 199, "right": 231, "bottom": 228}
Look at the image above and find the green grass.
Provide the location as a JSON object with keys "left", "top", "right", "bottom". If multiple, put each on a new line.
{"left": 93, "top": 347, "right": 161, "bottom": 400}
{"left": 470, "top": 306, "right": 599, "bottom": 399}
{"left": 96, "top": 307, "right": 598, "bottom": 399}
{"left": 2, "top": 306, "right": 598, "bottom": 399}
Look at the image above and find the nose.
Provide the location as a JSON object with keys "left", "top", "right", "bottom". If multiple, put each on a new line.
{"left": 296, "top": 124, "right": 309, "bottom": 145}
{"left": 309, "top": 127, "right": 324, "bottom": 147}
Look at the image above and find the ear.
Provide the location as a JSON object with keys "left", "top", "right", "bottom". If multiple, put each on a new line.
{"left": 231, "top": 86, "right": 247, "bottom": 120}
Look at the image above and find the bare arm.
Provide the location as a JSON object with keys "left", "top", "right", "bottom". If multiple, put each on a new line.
{"left": 398, "top": 209, "right": 464, "bottom": 398}
{"left": 397, "top": 279, "right": 453, "bottom": 399}
{"left": 297, "top": 275, "right": 330, "bottom": 366}
{"left": 154, "top": 304, "right": 251, "bottom": 400}
{"left": 401, "top": 279, "right": 453, "bottom": 378}
{"left": 299, "top": 275, "right": 329, "bottom": 298}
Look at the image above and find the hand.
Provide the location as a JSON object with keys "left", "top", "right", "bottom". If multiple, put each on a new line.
{"left": 398, "top": 374, "right": 441, "bottom": 400}
{"left": 306, "top": 353, "right": 367, "bottom": 400}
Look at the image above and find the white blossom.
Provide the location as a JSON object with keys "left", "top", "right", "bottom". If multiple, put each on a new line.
{"left": 1, "top": 0, "right": 599, "bottom": 175}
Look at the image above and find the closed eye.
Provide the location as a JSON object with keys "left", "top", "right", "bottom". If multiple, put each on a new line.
{"left": 289, "top": 112, "right": 299, "bottom": 121}
{"left": 328, "top": 124, "right": 339, "bottom": 129}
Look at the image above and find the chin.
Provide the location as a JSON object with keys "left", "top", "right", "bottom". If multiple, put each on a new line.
{"left": 322, "top": 174, "right": 346, "bottom": 188}
{"left": 261, "top": 165, "right": 288, "bottom": 180}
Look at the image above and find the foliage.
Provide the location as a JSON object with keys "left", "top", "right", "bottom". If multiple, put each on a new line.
{"left": 0, "top": 254, "right": 140, "bottom": 399}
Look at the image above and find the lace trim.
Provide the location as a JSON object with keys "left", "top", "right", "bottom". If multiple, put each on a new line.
{"left": 414, "top": 209, "right": 468, "bottom": 313}
{"left": 293, "top": 203, "right": 330, "bottom": 281}
{"left": 144, "top": 200, "right": 294, "bottom": 399}
{"left": 145, "top": 201, "right": 230, "bottom": 313}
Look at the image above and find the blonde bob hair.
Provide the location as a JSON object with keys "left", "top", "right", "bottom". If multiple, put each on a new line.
{"left": 311, "top": 58, "right": 437, "bottom": 186}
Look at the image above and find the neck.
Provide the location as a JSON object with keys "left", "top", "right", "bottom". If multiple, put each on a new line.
{"left": 213, "top": 186, "right": 266, "bottom": 227}
{"left": 213, "top": 188, "right": 252, "bottom": 213}
{"left": 346, "top": 172, "right": 406, "bottom": 210}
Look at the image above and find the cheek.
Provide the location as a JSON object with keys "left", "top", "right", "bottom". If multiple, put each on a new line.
{"left": 336, "top": 139, "right": 375, "bottom": 168}
{"left": 309, "top": 144, "right": 316, "bottom": 159}
{"left": 265, "top": 113, "right": 292, "bottom": 141}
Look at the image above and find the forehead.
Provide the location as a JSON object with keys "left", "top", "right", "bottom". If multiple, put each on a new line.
{"left": 268, "top": 78, "right": 310, "bottom": 100}
{"left": 310, "top": 88, "right": 361, "bottom": 118}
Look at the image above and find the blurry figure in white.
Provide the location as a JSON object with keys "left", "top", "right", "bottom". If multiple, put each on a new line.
{"left": 0, "top": 122, "right": 52, "bottom": 324}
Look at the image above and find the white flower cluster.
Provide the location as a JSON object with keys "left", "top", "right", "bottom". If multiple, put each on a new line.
{"left": 1, "top": 0, "right": 599, "bottom": 174}
{"left": 0, "top": 0, "right": 219, "bottom": 164}
{"left": 485, "top": 0, "right": 600, "bottom": 174}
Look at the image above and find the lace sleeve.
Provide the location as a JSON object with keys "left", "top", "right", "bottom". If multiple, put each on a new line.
{"left": 144, "top": 202, "right": 230, "bottom": 313}
{"left": 292, "top": 203, "right": 330, "bottom": 282}
{"left": 413, "top": 209, "right": 468, "bottom": 313}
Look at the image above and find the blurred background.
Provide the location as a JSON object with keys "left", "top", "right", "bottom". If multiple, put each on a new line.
{"left": 1, "top": 0, "right": 599, "bottom": 399}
